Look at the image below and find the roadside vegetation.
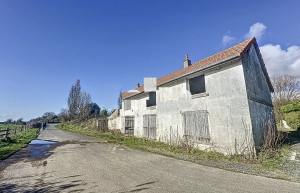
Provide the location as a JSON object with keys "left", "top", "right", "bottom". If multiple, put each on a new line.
{"left": 55, "top": 75, "right": 299, "bottom": 178}
{"left": 57, "top": 123, "right": 228, "bottom": 160}
{"left": 57, "top": 79, "right": 114, "bottom": 123}
{"left": 57, "top": 123, "right": 290, "bottom": 171}
{"left": 281, "top": 100, "right": 300, "bottom": 130}
{"left": 272, "top": 75, "right": 300, "bottom": 129}
{"left": 0, "top": 128, "right": 39, "bottom": 161}
{"left": 0, "top": 124, "right": 21, "bottom": 130}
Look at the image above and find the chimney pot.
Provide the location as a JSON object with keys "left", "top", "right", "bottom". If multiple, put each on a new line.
{"left": 136, "top": 82, "right": 140, "bottom": 88}
{"left": 183, "top": 54, "right": 191, "bottom": 68}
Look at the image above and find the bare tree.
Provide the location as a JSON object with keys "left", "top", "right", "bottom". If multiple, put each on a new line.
{"left": 16, "top": 118, "right": 24, "bottom": 125}
{"left": 271, "top": 75, "right": 300, "bottom": 122}
{"left": 68, "top": 79, "right": 81, "bottom": 119}
{"left": 78, "top": 91, "right": 91, "bottom": 120}
{"left": 43, "top": 112, "right": 56, "bottom": 122}
{"left": 67, "top": 79, "right": 93, "bottom": 121}
{"left": 58, "top": 108, "right": 70, "bottom": 122}
{"left": 6, "top": 118, "right": 13, "bottom": 124}
{"left": 118, "top": 89, "right": 122, "bottom": 109}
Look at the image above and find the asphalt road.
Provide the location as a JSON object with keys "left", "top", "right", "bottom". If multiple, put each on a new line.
{"left": 1, "top": 124, "right": 300, "bottom": 193}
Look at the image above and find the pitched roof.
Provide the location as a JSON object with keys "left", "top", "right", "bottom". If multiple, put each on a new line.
{"left": 122, "top": 37, "right": 273, "bottom": 99}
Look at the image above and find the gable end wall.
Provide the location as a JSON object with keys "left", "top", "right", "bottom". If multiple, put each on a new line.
{"left": 242, "top": 44, "right": 274, "bottom": 147}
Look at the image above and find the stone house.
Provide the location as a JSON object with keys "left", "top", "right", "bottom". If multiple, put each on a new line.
{"left": 112, "top": 37, "right": 274, "bottom": 154}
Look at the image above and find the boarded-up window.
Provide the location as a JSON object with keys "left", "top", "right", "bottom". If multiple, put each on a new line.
{"left": 122, "top": 116, "right": 134, "bottom": 137}
{"left": 124, "top": 100, "right": 131, "bottom": 110}
{"left": 182, "top": 110, "right": 210, "bottom": 143}
{"left": 146, "top": 92, "right": 156, "bottom": 107}
{"left": 143, "top": 114, "right": 156, "bottom": 139}
{"left": 189, "top": 75, "right": 206, "bottom": 95}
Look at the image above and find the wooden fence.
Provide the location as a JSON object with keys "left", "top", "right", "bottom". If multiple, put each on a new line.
{"left": 0, "top": 125, "right": 31, "bottom": 139}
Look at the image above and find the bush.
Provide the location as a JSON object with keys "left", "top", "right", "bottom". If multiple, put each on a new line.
{"left": 281, "top": 100, "right": 300, "bottom": 113}
{"left": 284, "top": 111, "right": 300, "bottom": 130}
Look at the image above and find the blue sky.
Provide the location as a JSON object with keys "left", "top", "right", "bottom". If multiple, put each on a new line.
{"left": 1, "top": 0, "right": 300, "bottom": 121}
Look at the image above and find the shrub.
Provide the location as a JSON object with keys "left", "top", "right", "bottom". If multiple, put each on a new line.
{"left": 284, "top": 111, "right": 300, "bottom": 130}
{"left": 281, "top": 100, "right": 300, "bottom": 113}
{"left": 259, "top": 119, "right": 286, "bottom": 152}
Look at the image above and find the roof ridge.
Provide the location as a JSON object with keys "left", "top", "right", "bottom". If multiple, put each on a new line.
{"left": 192, "top": 37, "right": 255, "bottom": 66}
{"left": 155, "top": 37, "right": 255, "bottom": 85}
{"left": 122, "top": 37, "right": 270, "bottom": 99}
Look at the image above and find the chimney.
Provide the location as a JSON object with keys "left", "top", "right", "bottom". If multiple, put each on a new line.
{"left": 183, "top": 54, "right": 191, "bottom": 68}
{"left": 136, "top": 82, "right": 140, "bottom": 89}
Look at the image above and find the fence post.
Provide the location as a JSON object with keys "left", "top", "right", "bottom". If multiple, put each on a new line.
{"left": 5, "top": 128, "right": 9, "bottom": 138}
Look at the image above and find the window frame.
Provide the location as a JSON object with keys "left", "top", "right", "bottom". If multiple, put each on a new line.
{"left": 146, "top": 92, "right": 156, "bottom": 107}
{"left": 188, "top": 74, "right": 206, "bottom": 95}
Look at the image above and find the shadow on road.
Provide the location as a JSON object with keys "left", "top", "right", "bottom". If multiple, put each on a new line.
{"left": 115, "top": 181, "right": 158, "bottom": 193}
{"left": 0, "top": 173, "right": 89, "bottom": 193}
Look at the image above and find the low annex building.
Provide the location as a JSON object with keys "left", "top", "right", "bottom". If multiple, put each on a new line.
{"left": 111, "top": 37, "right": 275, "bottom": 154}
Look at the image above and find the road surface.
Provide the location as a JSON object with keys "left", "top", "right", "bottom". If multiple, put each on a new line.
{"left": 0, "top": 124, "right": 299, "bottom": 192}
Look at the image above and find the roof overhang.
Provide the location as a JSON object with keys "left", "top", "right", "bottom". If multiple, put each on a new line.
{"left": 123, "top": 55, "right": 240, "bottom": 100}
{"left": 157, "top": 55, "right": 240, "bottom": 87}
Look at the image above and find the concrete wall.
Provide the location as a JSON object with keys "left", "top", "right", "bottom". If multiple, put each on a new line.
{"left": 242, "top": 44, "right": 274, "bottom": 147}
{"left": 119, "top": 45, "right": 275, "bottom": 154}
{"left": 121, "top": 93, "right": 156, "bottom": 136}
{"left": 108, "top": 110, "right": 121, "bottom": 130}
{"left": 156, "top": 60, "right": 254, "bottom": 154}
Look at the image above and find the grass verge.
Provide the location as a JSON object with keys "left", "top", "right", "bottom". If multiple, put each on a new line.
{"left": 57, "top": 123, "right": 228, "bottom": 161}
{"left": 57, "top": 123, "right": 291, "bottom": 171}
{"left": 0, "top": 128, "right": 39, "bottom": 161}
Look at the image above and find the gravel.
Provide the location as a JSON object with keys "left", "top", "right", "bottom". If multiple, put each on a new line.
{"left": 143, "top": 140, "right": 300, "bottom": 183}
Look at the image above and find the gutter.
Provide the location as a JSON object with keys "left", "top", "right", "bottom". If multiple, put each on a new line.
{"left": 157, "top": 55, "right": 240, "bottom": 87}
{"left": 123, "top": 91, "right": 145, "bottom": 100}
{"left": 123, "top": 55, "right": 240, "bottom": 100}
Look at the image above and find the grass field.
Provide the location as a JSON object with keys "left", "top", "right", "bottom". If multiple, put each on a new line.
{"left": 0, "top": 124, "right": 21, "bottom": 130}
{"left": 0, "top": 128, "right": 39, "bottom": 161}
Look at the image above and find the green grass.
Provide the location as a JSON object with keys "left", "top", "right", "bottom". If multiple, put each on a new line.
{"left": 57, "top": 123, "right": 229, "bottom": 161}
{"left": 57, "top": 123, "right": 292, "bottom": 171}
{"left": 0, "top": 124, "right": 24, "bottom": 137}
{"left": 0, "top": 128, "right": 39, "bottom": 161}
{"left": 257, "top": 145, "right": 291, "bottom": 171}
{"left": 0, "top": 124, "right": 18, "bottom": 130}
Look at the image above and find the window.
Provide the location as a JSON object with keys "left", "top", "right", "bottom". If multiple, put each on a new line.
{"left": 146, "top": 92, "right": 156, "bottom": 107}
{"left": 189, "top": 75, "right": 206, "bottom": 95}
{"left": 182, "top": 110, "right": 210, "bottom": 143}
{"left": 123, "top": 116, "right": 134, "bottom": 137}
{"left": 124, "top": 100, "right": 131, "bottom": 110}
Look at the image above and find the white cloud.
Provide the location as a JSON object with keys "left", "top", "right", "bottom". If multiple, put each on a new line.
{"left": 245, "top": 22, "right": 267, "bottom": 41}
{"left": 260, "top": 44, "right": 300, "bottom": 78}
{"left": 220, "top": 22, "right": 300, "bottom": 78}
{"left": 222, "top": 34, "right": 235, "bottom": 46}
